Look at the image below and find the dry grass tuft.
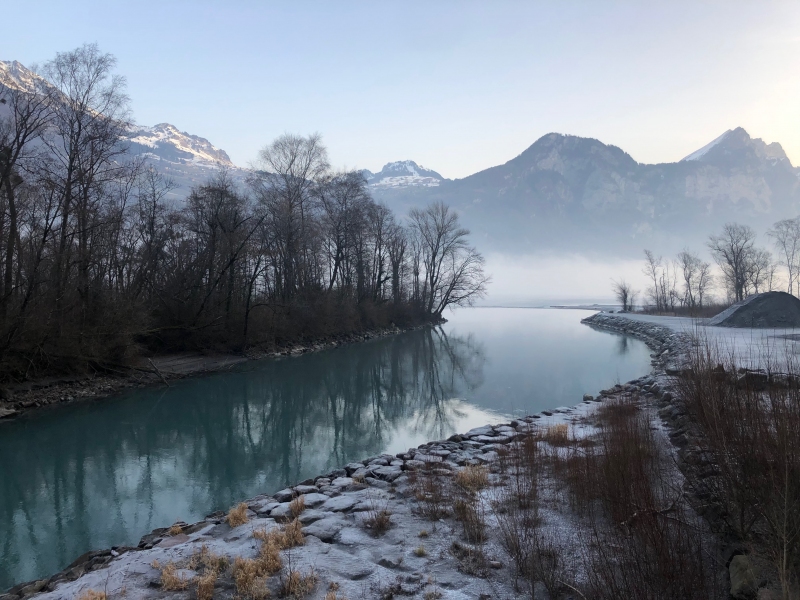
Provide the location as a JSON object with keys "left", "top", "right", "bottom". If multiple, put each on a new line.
{"left": 168, "top": 522, "right": 183, "bottom": 536}
{"left": 77, "top": 591, "right": 106, "bottom": 600}
{"left": 279, "top": 568, "right": 317, "bottom": 598}
{"left": 455, "top": 465, "right": 489, "bottom": 493}
{"left": 196, "top": 570, "right": 218, "bottom": 600}
{"left": 542, "top": 423, "right": 569, "bottom": 446}
{"left": 232, "top": 556, "right": 271, "bottom": 599}
{"left": 227, "top": 502, "right": 250, "bottom": 527}
{"left": 410, "top": 463, "right": 449, "bottom": 520}
{"left": 289, "top": 496, "right": 306, "bottom": 518}
{"left": 414, "top": 545, "right": 428, "bottom": 557}
{"left": 188, "top": 543, "right": 229, "bottom": 573}
{"left": 418, "top": 530, "right": 429, "bottom": 538}
{"left": 279, "top": 519, "right": 305, "bottom": 548}
{"left": 159, "top": 561, "right": 189, "bottom": 591}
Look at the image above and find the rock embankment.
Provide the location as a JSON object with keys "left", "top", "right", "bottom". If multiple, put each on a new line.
{"left": 0, "top": 322, "right": 440, "bottom": 421}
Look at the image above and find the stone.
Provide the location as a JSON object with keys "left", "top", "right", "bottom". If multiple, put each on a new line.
{"left": 729, "top": 554, "right": 757, "bottom": 600}
{"left": 371, "top": 465, "right": 403, "bottom": 482}
{"left": 274, "top": 488, "right": 294, "bottom": 502}
{"left": 300, "top": 492, "right": 329, "bottom": 508}
{"left": 321, "top": 495, "right": 359, "bottom": 512}
{"left": 269, "top": 502, "right": 293, "bottom": 521}
{"left": 582, "top": 394, "right": 594, "bottom": 401}
{"left": 404, "top": 459, "right": 426, "bottom": 470}
{"left": 464, "top": 425, "right": 494, "bottom": 438}
{"left": 378, "top": 555, "right": 404, "bottom": 569}
{"left": 331, "top": 477, "right": 354, "bottom": 488}
{"left": 0, "top": 407, "right": 18, "bottom": 419}
{"left": 294, "top": 484, "right": 318, "bottom": 495}
{"left": 298, "top": 509, "right": 327, "bottom": 524}
{"left": 303, "top": 517, "right": 344, "bottom": 542}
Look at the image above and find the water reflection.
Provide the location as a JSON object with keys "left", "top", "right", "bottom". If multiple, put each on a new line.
{"left": 0, "top": 326, "right": 488, "bottom": 588}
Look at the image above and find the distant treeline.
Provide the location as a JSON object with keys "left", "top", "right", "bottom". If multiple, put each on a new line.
{"left": 614, "top": 220, "right": 800, "bottom": 315}
{"left": 0, "top": 44, "right": 487, "bottom": 381}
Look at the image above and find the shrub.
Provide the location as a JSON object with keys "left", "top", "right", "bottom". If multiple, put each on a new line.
{"left": 455, "top": 465, "right": 489, "bottom": 493}
{"left": 227, "top": 502, "right": 250, "bottom": 527}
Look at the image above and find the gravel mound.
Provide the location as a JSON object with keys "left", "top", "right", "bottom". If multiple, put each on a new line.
{"left": 708, "top": 291, "right": 800, "bottom": 328}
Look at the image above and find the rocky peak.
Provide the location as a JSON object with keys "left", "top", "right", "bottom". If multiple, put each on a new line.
{"left": 125, "top": 122, "right": 235, "bottom": 167}
{"left": 0, "top": 60, "right": 44, "bottom": 94}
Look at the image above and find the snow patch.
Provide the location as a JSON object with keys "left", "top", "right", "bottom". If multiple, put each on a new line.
{"left": 681, "top": 129, "right": 732, "bottom": 162}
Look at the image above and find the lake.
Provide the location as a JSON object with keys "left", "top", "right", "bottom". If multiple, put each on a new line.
{"left": 0, "top": 307, "right": 652, "bottom": 589}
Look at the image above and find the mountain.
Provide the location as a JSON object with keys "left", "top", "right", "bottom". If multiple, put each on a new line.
{"left": 363, "top": 160, "right": 445, "bottom": 188}
{"left": 0, "top": 60, "right": 246, "bottom": 198}
{"left": 371, "top": 129, "right": 800, "bottom": 256}
{"left": 123, "top": 123, "right": 247, "bottom": 196}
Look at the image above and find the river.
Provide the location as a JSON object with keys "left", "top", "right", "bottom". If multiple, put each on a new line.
{"left": 0, "top": 307, "right": 652, "bottom": 589}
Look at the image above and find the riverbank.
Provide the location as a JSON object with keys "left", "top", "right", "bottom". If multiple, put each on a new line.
{"left": 5, "top": 310, "right": 737, "bottom": 600}
{"left": 0, "top": 320, "right": 443, "bottom": 422}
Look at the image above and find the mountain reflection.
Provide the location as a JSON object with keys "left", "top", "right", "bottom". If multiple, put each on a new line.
{"left": 0, "top": 325, "right": 486, "bottom": 589}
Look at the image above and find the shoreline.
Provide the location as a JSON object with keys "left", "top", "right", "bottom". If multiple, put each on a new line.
{"left": 3, "top": 310, "right": 702, "bottom": 599}
{"left": 0, "top": 319, "right": 444, "bottom": 422}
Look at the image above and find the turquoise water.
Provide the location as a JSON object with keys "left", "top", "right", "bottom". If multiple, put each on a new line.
{"left": 0, "top": 307, "right": 651, "bottom": 589}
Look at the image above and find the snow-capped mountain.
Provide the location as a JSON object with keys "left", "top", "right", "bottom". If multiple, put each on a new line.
{"left": 682, "top": 127, "right": 791, "bottom": 166}
{"left": 0, "top": 59, "right": 245, "bottom": 196}
{"left": 372, "top": 128, "right": 800, "bottom": 256}
{"left": 0, "top": 60, "right": 41, "bottom": 94}
{"left": 363, "top": 160, "right": 445, "bottom": 188}
{"left": 125, "top": 123, "right": 235, "bottom": 167}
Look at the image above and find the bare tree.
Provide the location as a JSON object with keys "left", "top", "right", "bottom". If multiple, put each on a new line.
{"left": 409, "top": 202, "right": 488, "bottom": 316}
{"left": 708, "top": 223, "right": 758, "bottom": 303}
{"left": 643, "top": 250, "right": 663, "bottom": 311}
{"left": 612, "top": 279, "right": 636, "bottom": 312}
{"left": 676, "top": 249, "right": 713, "bottom": 311}
{"left": 0, "top": 66, "right": 51, "bottom": 318}
{"left": 767, "top": 217, "right": 800, "bottom": 296}
{"left": 251, "top": 133, "right": 329, "bottom": 299}
{"left": 40, "top": 43, "right": 134, "bottom": 326}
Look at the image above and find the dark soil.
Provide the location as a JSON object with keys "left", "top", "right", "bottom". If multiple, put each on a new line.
{"left": 708, "top": 291, "right": 800, "bottom": 328}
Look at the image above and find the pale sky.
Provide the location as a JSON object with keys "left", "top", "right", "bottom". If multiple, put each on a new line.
{"left": 4, "top": 1, "right": 799, "bottom": 178}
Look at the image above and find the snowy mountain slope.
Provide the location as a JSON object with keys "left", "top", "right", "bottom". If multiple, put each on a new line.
{"left": 682, "top": 129, "right": 732, "bottom": 161}
{"left": 0, "top": 59, "right": 246, "bottom": 196}
{"left": 363, "top": 160, "right": 445, "bottom": 188}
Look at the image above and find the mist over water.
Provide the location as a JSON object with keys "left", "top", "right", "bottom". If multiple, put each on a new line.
{"left": 0, "top": 308, "right": 651, "bottom": 589}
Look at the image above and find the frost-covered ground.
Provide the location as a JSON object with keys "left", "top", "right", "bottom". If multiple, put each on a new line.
{"left": 613, "top": 312, "right": 800, "bottom": 371}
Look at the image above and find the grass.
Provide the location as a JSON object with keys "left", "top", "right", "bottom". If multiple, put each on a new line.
{"left": 677, "top": 342, "right": 800, "bottom": 598}
{"left": 414, "top": 545, "right": 428, "bottom": 557}
{"left": 454, "top": 465, "right": 489, "bottom": 493}
{"left": 158, "top": 561, "right": 189, "bottom": 591}
{"left": 227, "top": 502, "right": 250, "bottom": 527}
{"left": 168, "top": 522, "right": 183, "bottom": 536}
{"left": 279, "top": 568, "right": 317, "bottom": 598}
{"left": 541, "top": 423, "right": 569, "bottom": 446}
{"left": 289, "top": 496, "right": 306, "bottom": 518}
{"left": 409, "top": 462, "right": 450, "bottom": 520}
{"left": 77, "top": 591, "right": 106, "bottom": 600}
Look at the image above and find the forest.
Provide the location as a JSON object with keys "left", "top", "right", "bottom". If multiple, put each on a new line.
{"left": 0, "top": 44, "right": 487, "bottom": 381}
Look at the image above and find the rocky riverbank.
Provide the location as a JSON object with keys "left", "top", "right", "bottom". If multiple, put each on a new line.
{"left": 0, "top": 321, "right": 441, "bottom": 422}
{"left": 2, "top": 310, "right": 739, "bottom": 600}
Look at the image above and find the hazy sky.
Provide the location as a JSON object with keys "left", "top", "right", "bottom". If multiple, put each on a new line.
{"left": 4, "top": 1, "right": 799, "bottom": 178}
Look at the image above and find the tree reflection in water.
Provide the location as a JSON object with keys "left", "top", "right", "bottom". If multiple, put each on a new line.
{"left": 0, "top": 325, "right": 486, "bottom": 589}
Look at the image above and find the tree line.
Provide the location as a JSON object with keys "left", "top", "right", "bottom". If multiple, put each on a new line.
{"left": 614, "top": 220, "right": 800, "bottom": 313}
{"left": 0, "top": 44, "right": 488, "bottom": 380}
